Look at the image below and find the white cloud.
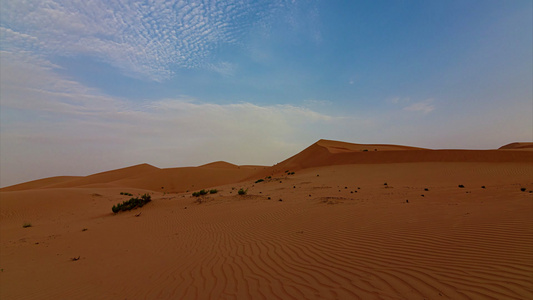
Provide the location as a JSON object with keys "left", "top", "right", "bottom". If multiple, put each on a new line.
{"left": 403, "top": 99, "right": 435, "bottom": 114}
{"left": 0, "top": 0, "right": 294, "bottom": 81}
{"left": 0, "top": 50, "right": 339, "bottom": 187}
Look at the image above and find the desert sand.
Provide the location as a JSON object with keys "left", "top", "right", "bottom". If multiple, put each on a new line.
{"left": 1, "top": 139, "right": 532, "bottom": 299}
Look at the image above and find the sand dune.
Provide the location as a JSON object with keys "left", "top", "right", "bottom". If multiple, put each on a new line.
{"left": 0, "top": 176, "right": 82, "bottom": 192}
{"left": 499, "top": 142, "right": 533, "bottom": 150}
{"left": 1, "top": 140, "right": 532, "bottom": 299}
{"left": 252, "top": 139, "right": 533, "bottom": 179}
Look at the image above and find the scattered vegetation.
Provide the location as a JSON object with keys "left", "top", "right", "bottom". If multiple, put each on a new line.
{"left": 22, "top": 222, "right": 32, "bottom": 228}
{"left": 112, "top": 194, "right": 151, "bottom": 213}
{"left": 120, "top": 192, "right": 133, "bottom": 196}
{"left": 255, "top": 179, "right": 264, "bottom": 183}
{"left": 288, "top": 172, "right": 295, "bottom": 175}
{"left": 237, "top": 188, "right": 248, "bottom": 195}
{"left": 192, "top": 189, "right": 208, "bottom": 197}
{"left": 458, "top": 185, "right": 465, "bottom": 188}
{"left": 481, "top": 186, "right": 486, "bottom": 189}
{"left": 520, "top": 187, "right": 526, "bottom": 192}
{"left": 424, "top": 188, "right": 429, "bottom": 191}
{"left": 209, "top": 189, "right": 218, "bottom": 194}
{"left": 362, "top": 149, "right": 368, "bottom": 152}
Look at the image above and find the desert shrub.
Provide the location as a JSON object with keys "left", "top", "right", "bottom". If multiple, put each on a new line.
{"left": 192, "top": 189, "right": 208, "bottom": 197}
{"left": 289, "top": 172, "right": 295, "bottom": 175}
{"left": 458, "top": 185, "right": 465, "bottom": 188}
{"left": 520, "top": 187, "right": 526, "bottom": 192}
{"left": 238, "top": 188, "right": 248, "bottom": 195}
{"left": 255, "top": 179, "right": 264, "bottom": 183}
{"left": 112, "top": 194, "right": 151, "bottom": 213}
{"left": 120, "top": 192, "right": 133, "bottom": 196}
{"left": 22, "top": 222, "right": 32, "bottom": 228}
{"left": 209, "top": 189, "right": 218, "bottom": 194}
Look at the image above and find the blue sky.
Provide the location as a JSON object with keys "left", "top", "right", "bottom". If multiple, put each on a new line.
{"left": 1, "top": 0, "right": 532, "bottom": 187}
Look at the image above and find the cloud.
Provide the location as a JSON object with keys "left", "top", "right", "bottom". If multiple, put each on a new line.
{"left": 403, "top": 99, "right": 435, "bottom": 114}
{"left": 0, "top": 50, "right": 339, "bottom": 187}
{"left": 0, "top": 0, "right": 294, "bottom": 81}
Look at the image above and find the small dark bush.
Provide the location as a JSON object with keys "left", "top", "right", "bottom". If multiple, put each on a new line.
{"left": 424, "top": 188, "right": 429, "bottom": 191}
{"left": 481, "top": 186, "right": 486, "bottom": 189}
{"left": 22, "top": 222, "right": 32, "bottom": 228}
{"left": 267, "top": 176, "right": 272, "bottom": 179}
{"left": 209, "top": 189, "right": 218, "bottom": 194}
{"left": 362, "top": 149, "right": 368, "bottom": 152}
{"left": 238, "top": 188, "right": 248, "bottom": 195}
{"left": 520, "top": 187, "right": 526, "bottom": 192}
{"left": 255, "top": 179, "right": 264, "bottom": 183}
{"left": 192, "top": 189, "right": 208, "bottom": 197}
{"left": 112, "top": 194, "right": 151, "bottom": 213}
{"left": 120, "top": 192, "right": 133, "bottom": 196}
{"left": 289, "top": 172, "right": 295, "bottom": 175}
{"left": 458, "top": 185, "right": 465, "bottom": 188}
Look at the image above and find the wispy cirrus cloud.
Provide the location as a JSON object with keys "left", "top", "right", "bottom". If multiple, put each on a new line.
{"left": 388, "top": 97, "right": 435, "bottom": 114}
{"left": 403, "top": 99, "right": 435, "bottom": 114}
{"left": 0, "top": 0, "right": 293, "bottom": 81}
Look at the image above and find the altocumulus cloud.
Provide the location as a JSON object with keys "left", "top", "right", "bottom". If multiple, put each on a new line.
{"left": 0, "top": 0, "right": 293, "bottom": 81}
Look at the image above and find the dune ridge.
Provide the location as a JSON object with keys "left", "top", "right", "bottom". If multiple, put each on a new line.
{"left": 1, "top": 139, "right": 532, "bottom": 299}
{"left": 252, "top": 139, "right": 533, "bottom": 179}
{"left": 499, "top": 142, "right": 533, "bottom": 150}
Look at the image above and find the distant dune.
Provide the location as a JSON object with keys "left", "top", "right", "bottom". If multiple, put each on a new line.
{"left": 1, "top": 140, "right": 532, "bottom": 299}
{"left": 499, "top": 142, "right": 533, "bottom": 150}
{"left": 251, "top": 139, "right": 533, "bottom": 179}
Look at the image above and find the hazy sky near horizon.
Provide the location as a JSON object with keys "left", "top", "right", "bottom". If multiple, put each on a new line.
{"left": 1, "top": 0, "right": 532, "bottom": 187}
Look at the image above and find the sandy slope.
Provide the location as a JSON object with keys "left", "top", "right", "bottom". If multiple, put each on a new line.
{"left": 499, "top": 142, "right": 533, "bottom": 150}
{"left": 1, "top": 140, "right": 532, "bottom": 299}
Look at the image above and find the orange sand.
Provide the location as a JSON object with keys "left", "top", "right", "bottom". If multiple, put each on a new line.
{"left": 1, "top": 140, "right": 532, "bottom": 299}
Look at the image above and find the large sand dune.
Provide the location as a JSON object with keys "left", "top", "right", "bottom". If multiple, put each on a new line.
{"left": 1, "top": 140, "right": 532, "bottom": 299}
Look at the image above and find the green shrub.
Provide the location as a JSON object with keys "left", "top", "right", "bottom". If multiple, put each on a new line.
{"left": 120, "top": 192, "right": 133, "bottom": 196}
{"left": 22, "top": 222, "right": 32, "bottom": 228}
{"left": 255, "top": 179, "right": 264, "bottom": 183}
{"left": 112, "top": 194, "right": 151, "bottom": 213}
{"left": 192, "top": 189, "right": 209, "bottom": 197}
{"left": 238, "top": 188, "right": 248, "bottom": 195}
{"left": 209, "top": 189, "right": 218, "bottom": 194}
